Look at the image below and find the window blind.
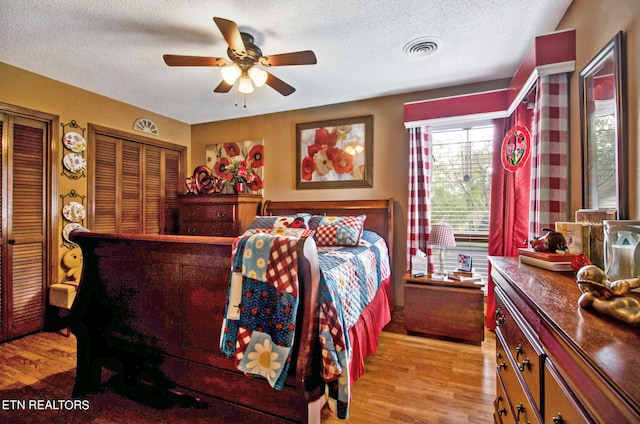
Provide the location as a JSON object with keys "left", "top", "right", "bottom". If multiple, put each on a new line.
{"left": 431, "top": 126, "right": 493, "bottom": 234}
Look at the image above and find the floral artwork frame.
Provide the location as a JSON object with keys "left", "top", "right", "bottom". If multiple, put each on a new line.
{"left": 296, "top": 115, "right": 373, "bottom": 189}
{"left": 205, "top": 140, "right": 264, "bottom": 195}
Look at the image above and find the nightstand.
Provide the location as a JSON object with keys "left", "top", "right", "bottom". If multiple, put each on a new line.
{"left": 403, "top": 271, "right": 485, "bottom": 344}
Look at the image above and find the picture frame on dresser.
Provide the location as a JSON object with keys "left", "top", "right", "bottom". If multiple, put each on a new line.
{"left": 296, "top": 115, "right": 373, "bottom": 189}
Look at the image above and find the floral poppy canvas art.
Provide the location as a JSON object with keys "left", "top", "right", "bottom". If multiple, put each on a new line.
{"left": 206, "top": 140, "right": 265, "bottom": 195}
{"left": 296, "top": 115, "right": 373, "bottom": 189}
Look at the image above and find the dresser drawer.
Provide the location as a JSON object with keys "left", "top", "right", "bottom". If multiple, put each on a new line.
{"left": 495, "top": 286, "right": 544, "bottom": 412}
{"left": 544, "top": 360, "right": 592, "bottom": 424}
{"left": 496, "top": 331, "right": 541, "bottom": 424}
{"left": 495, "top": 371, "right": 513, "bottom": 423}
{"left": 180, "top": 204, "right": 235, "bottom": 222}
{"left": 179, "top": 220, "right": 236, "bottom": 236}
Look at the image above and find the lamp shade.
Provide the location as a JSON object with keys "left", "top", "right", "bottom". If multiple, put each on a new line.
{"left": 248, "top": 67, "right": 268, "bottom": 87}
{"left": 221, "top": 63, "right": 242, "bottom": 85}
{"left": 430, "top": 224, "right": 456, "bottom": 247}
{"left": 237, "top": 75, "right": 254, "bottom": 94}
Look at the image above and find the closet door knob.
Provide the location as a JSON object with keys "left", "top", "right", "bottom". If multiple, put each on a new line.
{"left": 8, "top": 239, "right": 15, "bottom": 245}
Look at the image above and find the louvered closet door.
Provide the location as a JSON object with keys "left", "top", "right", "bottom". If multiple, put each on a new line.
{"left": 91, "top": 128, "right": 183, "bottom": 235}
{"left": 144, "top": 145, "right": 162, "bottom": 233}
{"left": 93, "top": 134, "right": 117, "bottom": 232}
{"left": 4, "top": 117, "right": 47, "bottom": 339}
{"left": 163, "top": 149, "right": 180, "bottom": 234}
{"left": 121, "top": 140, "right": 142, "bottom": 233}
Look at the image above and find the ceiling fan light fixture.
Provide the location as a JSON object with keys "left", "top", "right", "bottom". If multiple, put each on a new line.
{"left": 221, "top": 63, "right": 242, "bottom": 84}
{"left": 237, "top": 76, "right": 254, "bottom": 94}
{"left": 248, "top": 67, "right": 268, "bottom": 87}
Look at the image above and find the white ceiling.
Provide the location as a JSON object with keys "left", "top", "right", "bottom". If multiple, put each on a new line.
{"left": 0, "top": 0, "right": 572, "bottom": 125}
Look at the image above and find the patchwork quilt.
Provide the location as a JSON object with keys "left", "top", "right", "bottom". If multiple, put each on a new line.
{"left": 220, "top": 230, "right": 391, "bottom": 419}
{"left": 317, "top": 230, "right": 391, "bottom": 418}
{"left": 220, "top": 233, "right": 300, "bottom": 389}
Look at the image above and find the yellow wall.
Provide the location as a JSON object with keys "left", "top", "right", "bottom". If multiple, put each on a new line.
{"left": 191, "top": 79, "right": 510, "bottom": 304}
{"left": 1, "top": 0, "right": 638, "bottom": 305}
{"left": 558, "top": 0, "right": 639, "bottom": 219}
{"left": 0, "top": 63, "right": 191, "bottom": 283}
{"left": 192, "top": 0, "right": 640, "bottom": 306}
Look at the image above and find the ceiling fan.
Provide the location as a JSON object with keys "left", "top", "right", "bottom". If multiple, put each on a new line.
{"left": 163, "top": 17, "right": 317, "bottom": 96}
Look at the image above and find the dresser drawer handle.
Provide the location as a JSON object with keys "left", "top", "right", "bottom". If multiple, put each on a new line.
{"left": 496, "top": 395, "right": 507, "bottom": 416}
{"left": 497, "top": 361, "right": 507, "bottom": 372}
{"left": 518, "top": 358, "right": 531, "bottom": 372}
{"left": 187, "top": 228, "right": 197, "bottom": 234}
{"left": 216, "top": 211, "right": 226, "bottom": 219}
{"left": 516, "top": 403, "right": 525, "bottom": 422}
{"left": 553, "top": 413, "right": 564, "bottom": 424}
{"left": 515, "top": 344, "right": 524, "bottom": 361}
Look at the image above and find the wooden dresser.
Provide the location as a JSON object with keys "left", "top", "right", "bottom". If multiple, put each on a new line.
{"left": 177, "top": 194, "right": 261, "bottom": 237}
{"left": 490, "top": 257, "right": 640, "bottom": 424}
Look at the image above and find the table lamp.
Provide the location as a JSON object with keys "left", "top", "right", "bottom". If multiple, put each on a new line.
{"left": 430, "top": 224, "right": 456, "bottom": 277}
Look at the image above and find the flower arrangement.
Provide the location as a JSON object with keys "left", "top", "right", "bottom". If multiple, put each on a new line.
{"left": 224, "top": 159, "right": 256, "bottom": 185}
{"left": 209, "top": 142, "right": 264, "bottom": 193}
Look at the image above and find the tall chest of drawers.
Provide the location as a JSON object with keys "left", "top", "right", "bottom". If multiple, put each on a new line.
{"left": 490, "top": 257, "right": 640, "bottom": 424}
{"left": 178, "top": 194, "right": 261, "bottom": 237}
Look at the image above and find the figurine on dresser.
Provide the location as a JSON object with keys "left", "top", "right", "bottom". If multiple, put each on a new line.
{"left": 576, "top": 265, "right": 640, "bottom": 326}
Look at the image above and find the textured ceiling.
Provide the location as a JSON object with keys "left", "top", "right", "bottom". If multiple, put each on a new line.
{"left": 0, "top": 0, "right": 573, "bottom": 124}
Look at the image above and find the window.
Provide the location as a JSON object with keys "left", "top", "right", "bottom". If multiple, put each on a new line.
{"left": 431, "top": 125, "right": 493, "bottom": 277}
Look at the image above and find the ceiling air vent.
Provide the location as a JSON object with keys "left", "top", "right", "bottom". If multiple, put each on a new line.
{"left": 403, "top": 36, "right": 442, "bottom": 57}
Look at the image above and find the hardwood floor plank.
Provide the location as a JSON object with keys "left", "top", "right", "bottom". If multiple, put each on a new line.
{"left": 0, "top": 321, "right": 495, "bottom": 423}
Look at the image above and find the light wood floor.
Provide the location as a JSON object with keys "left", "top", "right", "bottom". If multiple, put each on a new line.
{"left": 0, "top": 321, "right": 495, "bottom": 423}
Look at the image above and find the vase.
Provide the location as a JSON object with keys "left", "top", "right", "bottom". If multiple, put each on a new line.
{"left": 234, "top": 182, "right": 245, "bottom": 194}
{"left": 603, "top": 220, "right": 640, "bottom": 281}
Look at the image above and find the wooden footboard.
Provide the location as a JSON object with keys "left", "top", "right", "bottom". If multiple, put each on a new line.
{"left": 68, "top": 230, "right": 324, "bottom": 423}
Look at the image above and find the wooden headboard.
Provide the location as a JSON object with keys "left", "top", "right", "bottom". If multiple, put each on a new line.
{"left": 261, "top": 198, "right": 393, "bottom": 260}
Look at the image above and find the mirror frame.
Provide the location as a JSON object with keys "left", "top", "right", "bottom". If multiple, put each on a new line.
{"left": 579, "top": 31, "right": 628, "bottom": 219}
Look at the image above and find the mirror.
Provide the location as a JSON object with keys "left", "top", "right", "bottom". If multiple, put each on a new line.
{"left": 580, "top": 31, "right": 628, "bottom": 219}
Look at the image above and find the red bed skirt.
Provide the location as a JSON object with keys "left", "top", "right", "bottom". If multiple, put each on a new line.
{"left": 347, "top": 275, "right": 393, "bottom": 384}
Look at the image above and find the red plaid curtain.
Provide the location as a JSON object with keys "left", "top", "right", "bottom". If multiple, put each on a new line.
{"left": 486, "top": 74, "right": 570, "bottom": 330}
{"left": 406, "top": 126, "right": 435, "bottom": 271}
{"left": 529, "top": 73, "right": 570, "bottom": 234}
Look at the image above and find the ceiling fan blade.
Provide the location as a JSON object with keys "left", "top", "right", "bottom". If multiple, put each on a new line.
{"left": 265, "top": 72, "right": 296, "bottom": 96}
{"left": 259, "top": 50, "right": 317, "bottom": 67}
{"left": 213, "top": 80, "right": 234, "bottom": 93}
{"left": 163, "top": 55, "right": 226, "bottom": 67}
{"left": 213, "top": 17, "right": 246, "bottom": 56}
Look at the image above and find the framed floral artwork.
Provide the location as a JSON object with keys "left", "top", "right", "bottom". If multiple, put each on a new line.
{"left": 206, "top": 140, "right": 264, "bottom": 195}
{"left": 296, "top": 115, "right": 373, "bottom": 189}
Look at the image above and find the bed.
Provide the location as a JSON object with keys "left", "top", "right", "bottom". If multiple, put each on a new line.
{"left": 68, "top": 198, "right": 393, "bottom": 423}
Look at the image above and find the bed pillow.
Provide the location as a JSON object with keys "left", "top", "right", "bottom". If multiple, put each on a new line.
{"left": 246, "top": 215, "right": 284, "bottom": 230}
{"left": 272, "top": 214, "right": 311, "bottom": 229}
{"left": 246, "top": 214, "right": 311, "bottom": 231}
{"left": 269, "top": 227, "right": 316, "bottom": 238}
{"left": 314, "top": 215, "right": 366, "bottom": 246}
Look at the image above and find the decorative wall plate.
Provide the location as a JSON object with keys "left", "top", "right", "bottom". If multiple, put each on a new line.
{"left": 63, "top": 223, "right": 84, "bottom": 243}
{"left": 62, "top": 201, "right": 86, "bottom": 222}
{"left": 63, "top": 131, "right": 87, "bottom": 152}
{"left": 63, "top": 153, "right": 87, "bottom": 174}
{"left": 133, "top": 118, "right": 159, "bottom": 135}
{"left": 501, "top": 125, "right": 531, "bottom": 172}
